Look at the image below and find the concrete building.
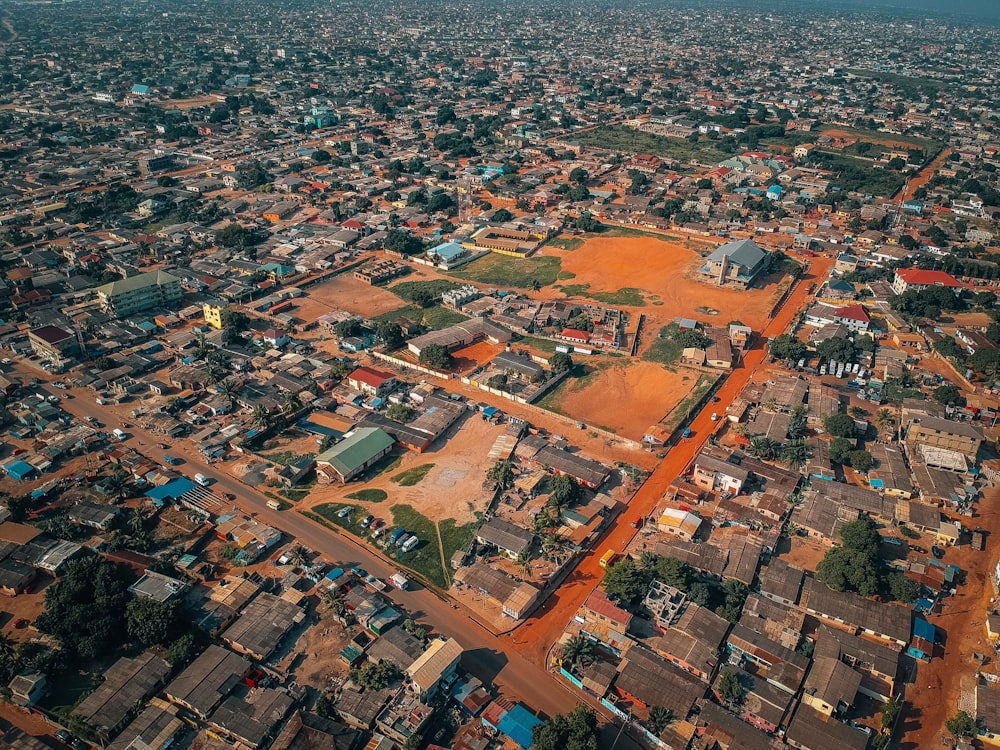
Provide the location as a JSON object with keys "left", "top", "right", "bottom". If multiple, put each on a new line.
{"left": 406, "top": 637, "right": 463, "bottom": 701}
{"left": 28, "top": 325, "right": 78, "bottom": 362}
{"left": 96, "top": 271, "right": 183, "bottom": 317}
{"left": 315, "top": 428, "right": 395, "bottom": 483}
{"left": 698, "top": 239, "right": 769, "bottom": 289}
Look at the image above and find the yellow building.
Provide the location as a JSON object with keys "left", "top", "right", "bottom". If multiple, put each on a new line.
{"left": 203, "top": 303, "right": 229, "bottom": 330}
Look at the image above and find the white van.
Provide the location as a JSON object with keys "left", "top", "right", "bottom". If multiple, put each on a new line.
{"left": 112, "top": 428, "right": 127, "bottom": 441}
{"left": 194, "top": 473, "right": 211, "bottom": 487}
{"left": 266, "top": 499, "right": 282, "bottom": 510}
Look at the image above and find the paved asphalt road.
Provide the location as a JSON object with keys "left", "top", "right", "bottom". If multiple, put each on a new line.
{"left": 51, "top": 383, "right": 626, "bottom": 728}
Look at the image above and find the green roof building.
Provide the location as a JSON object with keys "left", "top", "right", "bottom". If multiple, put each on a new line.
{"left": 96, "top": 270, "right": 183, "bottom": 317}
{"left": 316, "top": 427, "right": 394, "bottom": 483}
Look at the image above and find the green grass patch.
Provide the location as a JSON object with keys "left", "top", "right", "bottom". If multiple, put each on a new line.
{"left": 810, "top": 150, "right": 906, "bottom": 197}
{"left": 643, "top": 323, "right": 686, "bottom": 367}
{"left": 573, "top": 125, "right": 728, "bottom": 164}
{"left": 545, "top": 236, "right": 584, "bottom": 251}
{"left": 390, "top": 463, "right": 434, "bottom": 487}
{"left": 662, "top": 374, "right": 719, "bottom": 429}
{"left": 262, "top": 451, "right": 315, "bottom": 466}
{"left": 345, "top": 488, "right": 388, "bottom": 503}
{"left": 558, "top": 283, "right": 591, "bottom": 296}
{"left": 280, "top": 476, "right": 315, "bottom": 503}
{"left": 514, "top": 335, "right": 558, "bottom": 354}
{"left": 386, "top": 504, "right": 478, "bottom": 589}
{"left": 421, "top": 306, "right": 468, "bottom": 329}
{"left": 591, "top": 288, "right": 646, "bottom": 307}
{"left": 448, "top": 252, "right": 564, "bottom": 287}
{"left": 533, "top": 377, "right": 571, "bottom": 415}
{"left": 844, "top": 70, "right": 947, "bottom": 106}
{"left": 372, "top": 305, "right": 423, "bottom": 325}
{"left": 390, "top": 279, "right": 461, "bottom": 304}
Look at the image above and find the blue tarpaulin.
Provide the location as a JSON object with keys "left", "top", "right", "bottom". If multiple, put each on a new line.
{"left": 914, "top": 617, "right": 936, "bottom": 643}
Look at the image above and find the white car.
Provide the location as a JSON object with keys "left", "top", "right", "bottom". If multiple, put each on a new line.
{"left": 337, "top": 506, "right": 353, "bottom": 518}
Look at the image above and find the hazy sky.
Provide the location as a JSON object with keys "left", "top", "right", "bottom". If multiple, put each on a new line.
{"left": 715, "top": 0, "right": 1000, "bottom": 22}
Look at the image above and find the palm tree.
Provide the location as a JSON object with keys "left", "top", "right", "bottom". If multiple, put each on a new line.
{"left": 780, "top": 439, "right": 813, "bottom": 470}
{"left": 515, "top": 550, "right": 533, "bottom": 578}
{"left": 761, "top": 397, "right": 779, "bottom": 413}
{"left": 129, "top": 506, "right": 149, "bottom": 536}
{"left": 218, "top": 378, "right": 240, "bottom": 407}
{"left": 288, "top": 545, "right": 311, "bottom": 568}
{"left": 540, "top": 531, "right": 569, "bottom": 562}
{"left": 0, "top": 632, "right": 15, "bottom": 664}
{"left": 105, "top": 470, "right": 130, "bottom": 501}
{"left": 530, "top": 279, "right": 541, "bottom": 293}
{"left": 283, "top": 391, "right": 302, "bottom": 415}
{"left": 747, "top": 437, "right": 781, "bottom": 461}
{"left": 648, "top": 706, "right": 674, "bottom": 735}
{"left": 487, "top": 459, "right": 515, "bottom": 490}
{"left": 732, "top": 422, "right": 750, "bottom": 439}
{"left": 560, "top": 635, "right": 593, "bottom": 667}
{"left": 252, "top": 404, "right": 271, "bottom": 431}
{"left": 876, "top": 408, "right": 895, "bottom": 433}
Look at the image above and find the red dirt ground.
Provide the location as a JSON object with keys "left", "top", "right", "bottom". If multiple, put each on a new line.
{"left": 451, "top": 341, "right": 506, "bottom": 374}
{"left": 297, "top": 273, "right": 406, "bottom": 320}
{"left": 901, "top": 148, "right": 953, "bottom": 203}
{"left": 552, "top": 235, "right": 782, "bottom": 331}
{"left": 547, "top": 361, "right": 701, "bottom": 441}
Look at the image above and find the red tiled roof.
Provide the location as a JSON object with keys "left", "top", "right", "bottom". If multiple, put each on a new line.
{"left": 348, "top": 366, "right": 394, "bottom": 388}
{"left": 896, "top": 269, "right": 962, "bottom": 287}
{"left": 583, "top": 588, "right": 632, "bottom": 626}
{"left": 834, "top": 304, "right": 870, "bottom": 322}
{"left": 561, "top": 327, "right": 590, "bottom": 341}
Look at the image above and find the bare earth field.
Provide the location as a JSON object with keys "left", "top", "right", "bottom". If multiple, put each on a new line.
{"left": 297, "top": 273, "right": 406, "bottom": 320}
{"left": 552, "top": 235, "right": 779, "bottom": 329}
{"left": 543, "top": 360, "right": 695, "bottom": 440}
{"left": 451, "top": 341, "right": 506, "bottom": 374}
{"left": 304, "top": 416, "right": 503, "bottom": 526}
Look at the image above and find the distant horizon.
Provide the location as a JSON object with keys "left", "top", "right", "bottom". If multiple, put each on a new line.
{"left": 697, "top": 0, "right": 1000, "bottom": 22}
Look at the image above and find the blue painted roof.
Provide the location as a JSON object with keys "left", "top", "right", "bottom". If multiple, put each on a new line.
{"left": 430, "top": 241, "right": 467, "bottom": 261}
{"left": 145, "top": 477, "right": 196, "bottom": 500}
{"left": 497, "top": 705, "right": 542, "bottom": 749}
{"left": 6, "top": 460, "right": 35, "bottom": 480}
{"left": 131, "top": 84, "right": 150, "bottom": 94}
{"left": 913, "top": 617, "right": 935, "bottom": 641}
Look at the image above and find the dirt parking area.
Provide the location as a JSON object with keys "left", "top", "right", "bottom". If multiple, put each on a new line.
{"left": 296, "top": 273, "right": 406, "bottom": 321}
{"left": 550, "top": 235, "right": 780, "bottom": 331}
{"left": 304, "top": 416, "right": 504, "bottom": 526}
{"left": 452, "top": 341, "right": 506, "bottom": 374}
{"left": 542, "top": 360, "right": 699, "bottom": 441}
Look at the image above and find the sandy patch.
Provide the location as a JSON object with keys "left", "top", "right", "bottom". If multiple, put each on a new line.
{"left": 552, "top": 235, "right": 779, "bottom": 330}
{"left": 547, "top": 360, "right": 700, "bottom": 441}
{"left": 304, "top": 416, "right": 503, "bottom": 525}
{"left": 451, "top": 341, "right": 505, "bottom": 373}
{"left": 297, "top": 273, "right": 406, "bottom": 320}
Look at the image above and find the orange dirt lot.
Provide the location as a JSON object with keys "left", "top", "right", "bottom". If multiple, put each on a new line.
{"left": 820, "top": 128, "right": 929, "bottom": 152}
{"left": 298, "top": 273, "right": 406, "bottom": 320}
{"left": 451, "top": 341, "right": 506, "bottom": 374}
{"left": 550, "top": 361, "right": 699, "bottom": 440}
{"left": 553, "top": 236, "right": 780, "bottom": 330}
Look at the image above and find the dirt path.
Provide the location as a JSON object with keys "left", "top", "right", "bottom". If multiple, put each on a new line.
{"left": 900, "top": 147, "right": 952, "bottom": 203}
{"left": 898, "top": 494, "right": 1000, "bottom": 748}
{"left": 435, "top": 521, "right": 451, "bottom": 587}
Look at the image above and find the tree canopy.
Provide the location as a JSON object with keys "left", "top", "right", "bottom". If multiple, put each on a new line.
{"left": 532, "top": 705, "right": 600, "bottom": 750}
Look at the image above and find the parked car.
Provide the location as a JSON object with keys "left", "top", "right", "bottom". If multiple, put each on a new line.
{"left": 360, "top": 514, "right": 374, "bottom": 528}
{"left": 13, "top": 618, "right": 29, "bottom": 629}
{"left": 337, "top": 506, "right": 353, "bottom": 518}
{"left": 932, "top": 545, "right": 945, "bottom": 559}
{"left": 55, "top": 731, "right": 72, "bottom": 744}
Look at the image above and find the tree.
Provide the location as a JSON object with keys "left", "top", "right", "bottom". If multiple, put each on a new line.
{"left": 487, "top": 459, "right": 515, "bottom": 490}
{"left": 126, "top": 597, "right": 182, "bottom": 647}
{"left": 716, "top": 669, "right": 743, "bottom": 706}
{"left": 215, "top": 222, "right": 256, "bottom": 249}
{"left": 548, "top": 474, "right": 582, "bottom": 509}
{"left": 568, "top": 167, "right": 589, "bottom": 184}
{"left": 383, "top": 229, "right": 424, "bottom": 256}
{"left": 881, "top": 698, "right": 901, "bottom": 731}
{"left": 550, "top": 352, "right": 574, "bottom": 374}
{"left": 283, "top": 391, "right": 302, "bottom": 415}
{"left": 829, "top": 437, "right": 855, "bottom": 465}
{"left": 560, "top": 634, "right": 593, "bottom": 667}
{"left": 487, "top": 373, "right": 508, "bottom": 390}
{"left": 353, "top": 661, "right": 401, "bottom": 690}
{"left": 532, "top": 706, "right": 600, "bottom": 750}
{"left": 35, "top": 556, "right": 135, "bottom": 661}
{"left": 747, "top": 437, "right": 781, "bottom": 461}
{"left": 933, "top": 385, "right": 962, "bottom": 405}
{"left": 492, "top": 208, "right": 514, "bottom": 223}
{"left": 252, "top": 404, "right": 271, "bottom": 432}
{"left": 841, "top": 518, "right": 881, "bottom": 557}
{"left": 876, "top": 409, "right": 896, "bottom": 433}
{"left": 387, "top": 403, "right": 417, "bottom": 423}
{"left": 945, "top": 710, "right": 978, "bottom": 738}
{"left": 418, "top": 343, "right": 453, "bottom": 370}
{"left": 602, "top": 558, "right": 647, "bottom": 605}
{"left": 824, "top": 413, "right": 856, "bottom": 438}
{"left": 780, "top": 439, "right": 812, "bottom": 470}
{"left": 816, "top": 547, "right": 879, "bottom": 597}
{"left": 769, "top": 334, "right": 807, "bottom": 362}
{"left": 653, "top": 555, "right": 693, "bottom": 590}
{"left": 935, "top": 337, "right": 965, "bottom": 360}
{"left": 647, "top": 706, "right": 674, "bottom": 735}
{"left": 886, "top": 571, "right": 921, "bottom": 603}
{"left": 816, "top": 336, "right": 856, "bottom": 363}
{"left": 848, "top": 450, "right": 873, "bottom": 472}
{"left": 972, "top": 347, "right": 1000, "bottom": 377}
{"left": 5, "top": 495, "right": 32, "bottom": 523}
{"left": 375, "top": 321, "right": 404, "bottom": 350}
{"left": 786, "top": 404, "right": 808, "bottom": 439}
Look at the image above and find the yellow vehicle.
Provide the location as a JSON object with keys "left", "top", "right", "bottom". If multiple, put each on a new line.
{"left": 600, "top": 548, "right": 619, "bottom": 568}
{"left": 266, "top": 499, "right": 282, "bottom": 510}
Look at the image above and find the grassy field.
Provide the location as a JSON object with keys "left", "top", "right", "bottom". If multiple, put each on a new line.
{"left": 514, "top": 335, "right": 559, "bottom": 354}
{"left": 390, "top": 279, "right": 461, "bottom": 304}
{"left": 811, "top": 151, "right": 907, "bottom": 197}
{"left": 573, "top": 125, "right": 728, "bottom": 164}
{"left": 390, "top": 463, "right": 434, "bottom": 487}
{"left": 371, "top": 304, "right": 467, "bottom": 330}
{"left": 662, "top": 374, "right": 719, "bottom": 429}
{"left": 545, "top": 236, "right": 585, "bottom": 251}
{"left": 448, "top": 252, "right": 569, "bottom": 288}
{"left": 844, "top": 69, "right": 946, "bottom": 102}
{"left": 262, "top": 451, "right": 315, "bottom": 466}
{"left": 345, "top": 488, "right": 388, "bottom": 503}
{"left": 642, "top": 323, "right": 688, "bottom": 367}
{"left": 388, "top": 504, "right": 478, "bottom": 588}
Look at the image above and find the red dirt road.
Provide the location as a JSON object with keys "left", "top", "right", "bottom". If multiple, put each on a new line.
{"left": 508, "top": 255, "right": 834, "bottom": 662}
{"left": 900, "top": 147, "right": 952, "bottom": 203}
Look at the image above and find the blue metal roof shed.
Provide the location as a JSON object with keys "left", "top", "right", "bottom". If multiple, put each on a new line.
{"left": 497, "top": 704, "right": 543, "bottom": 749}
{"left": 6, "top": 461, "right": 35, "bottom": 481}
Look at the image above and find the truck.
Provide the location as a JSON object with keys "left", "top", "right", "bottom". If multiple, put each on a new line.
{"left": 266, "top": 499, "right": 282, "bottom": 510}
{"left": 163, "top": 454, "right": 179, "bottom": 465}
{"left": 364, "top": 574, "right": 387, "bottom": 591}
{"left": 389, "top": 528, "right": 407, "bottom": 545}
{"left": 390, "top": 571, "right": 409, "bottom": 590}
{"left": 194, "top": 473, "right": 211, "bottom": 487}
{"left": 600, "top": 548, "right": 620, "bottom": 568}
{"left": 112, "top": 428, "right": 127, "bottom": 441}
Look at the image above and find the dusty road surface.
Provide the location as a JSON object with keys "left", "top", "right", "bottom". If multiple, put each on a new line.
{"left": 899, "top": 147, "right": 952, "bottom": 203}
{"left": 508, "top": 255, "right": 833, "bottom": 663}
